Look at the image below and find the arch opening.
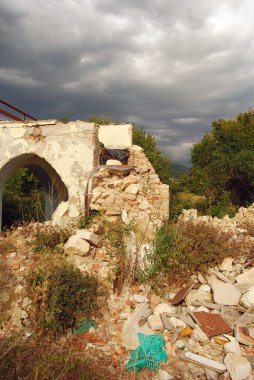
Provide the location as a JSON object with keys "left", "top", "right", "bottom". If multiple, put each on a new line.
{"left": 0, "top": 154, "right": 68, "bottom": 230}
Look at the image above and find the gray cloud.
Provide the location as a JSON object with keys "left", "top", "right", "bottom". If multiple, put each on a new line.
{"left": 1, "top": 0, "right": 254, "bottom": 164}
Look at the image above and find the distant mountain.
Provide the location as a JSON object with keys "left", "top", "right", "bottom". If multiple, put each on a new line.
{"left": 172, "top": 162, "right": 190, "bottom": 178}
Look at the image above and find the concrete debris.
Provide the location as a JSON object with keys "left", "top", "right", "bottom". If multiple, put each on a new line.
{"left": 208, "top": 276, "right": 241, "bottom": 305}
{"left": 64, "top": 235, "right": 90, "bottom": 256}
{"left": 185, "top": 352, "right": 227, "bottom": 372}
{"left": 76, "top": 229, "right": 101, "bottom": 247}
{"left": 224, "top": 353, "right": 252, "bottom": 380}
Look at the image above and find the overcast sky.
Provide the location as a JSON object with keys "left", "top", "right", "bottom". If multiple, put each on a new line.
{"left": 1, "top": 0, "right": 254, "bottom": 164}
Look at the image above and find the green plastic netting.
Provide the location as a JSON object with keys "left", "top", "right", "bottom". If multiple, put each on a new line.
{"left": 126, "top": 333, "right": 168, "bottom": 372}
{"left": 72, "top": 319, "right": 97, "bottom": 335}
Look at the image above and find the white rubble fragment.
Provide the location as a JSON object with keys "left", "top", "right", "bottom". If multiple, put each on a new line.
{"left": 185, "top": 352, "right": 226, "bottom": 372}
{"left": 64, "top": 235, "right": 90, "bottom": 256}
{"left": 169, "top": 317, "right": 186, "bottom": 329}
{"left": 147, "top": 314, "right": 164, "bottom": 331}
{"left": 106, "top": 159, "right": 122, "bottom": 165}
{"left": 125, "top": 183, "right": 140, "bottom": 194}
{"left": 224, "top": 353, "right": 252, "bottom": 380}
{"left": 158, "top": 369, "right": 175, "bottom": 380}
{"left": 76, "top": 229, "right": 100, "bottom": 247}
{"left": 208, "top": 276, "right": 241, "bottom": 305}
{"left": 192, "top": 325, "right": 210, "bottom": 343}
{"left": 121, "top": 303, "right": 153, "bottom": 350}
{"left": 240, "top": 286, "right": 254, "bottom": 308}
{"left": 133, "top": 294, "right": 149, "bottom": 303}
{"left": 235, "top": 268, "right": 254, "bottom": 286}
{"left": 153, "top": 303, "right": 176, "bottom": 316}
{"left": 52, "top": 201, "right": 68, "bottom": 225}
{"left": 224, "top": 340, "right": 241, "bottom": 355}
{"left": 219, "top": 257, "right": 234, "bottom": 272}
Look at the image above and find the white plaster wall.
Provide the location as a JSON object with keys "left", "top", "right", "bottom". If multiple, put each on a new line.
{"left": 0, "top": 120, "right": 99, "bottom": 224}
{"left": 98, "top": 124, "right": 132, "bottom": 148}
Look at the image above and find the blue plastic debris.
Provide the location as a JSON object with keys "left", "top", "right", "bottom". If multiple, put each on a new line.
{"left": 72, "top": 319, "right": 97, "bottom": 335}
{"left": 126, "top": 333, "right": 168, "bottom": 373}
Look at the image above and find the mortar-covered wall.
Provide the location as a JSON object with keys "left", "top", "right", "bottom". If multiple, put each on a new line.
{"left": 0, "top": 120, "right": 99, "bottom": 228}
{"left": 98, "top": 124, "right": 132, "bottom": 148}
{"left": 90, "top": 145, "right": 169, "bottom": 241}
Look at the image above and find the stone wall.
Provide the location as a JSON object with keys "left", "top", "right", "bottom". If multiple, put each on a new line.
{"left": 90, "top": 145, "right": 170, "bottom": 241}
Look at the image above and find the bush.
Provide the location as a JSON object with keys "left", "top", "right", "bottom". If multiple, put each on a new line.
{"left": 27, "top": 262, "right": 99, "bottom": 333}
{"left": 139, "top": 222, "right": 242, "bottom": 288}
{"left": 33, "top": 224, "right": 73, "bottom": 252}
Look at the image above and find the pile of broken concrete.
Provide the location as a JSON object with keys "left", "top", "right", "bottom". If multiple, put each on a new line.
{"left": 119, "top": 256, "right": 254, "bottom": 379}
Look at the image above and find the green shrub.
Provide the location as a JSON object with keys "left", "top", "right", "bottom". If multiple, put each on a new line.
{"left": 27, "top": 262, "right": 99, "bottom": 333}
{"left": 33, "top": 224, "right": 73, "bottom": 252}
{"left": 139, "top": 222, "right": 242, "bottom": 288}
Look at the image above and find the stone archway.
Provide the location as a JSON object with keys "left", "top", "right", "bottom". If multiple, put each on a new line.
{"left": 0, "top": 154, "right": 68, "bottom": 229}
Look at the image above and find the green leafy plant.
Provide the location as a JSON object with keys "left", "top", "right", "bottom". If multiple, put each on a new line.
{"left": 27, "top": 262, "right": 99, "bottom": 333}
{"left": 139, "top": 222, "right": 243, "bottom": 289}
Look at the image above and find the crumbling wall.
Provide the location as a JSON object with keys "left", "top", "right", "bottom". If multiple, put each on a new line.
{"left": 90, "top": 145, "right": 170, "bottom": 241}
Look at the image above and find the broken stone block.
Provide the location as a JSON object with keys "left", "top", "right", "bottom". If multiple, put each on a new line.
{"left": 147, "top": 314, "right": 164, "bottom": 331}
{"left": 171, "top": 284, "right": 194, "bottom": 305}
{"left": 219, "top": 257, "right": 234, "bottom": 272}
{"left": 153, "top": 303, "right": 176, "bottom": 316}
{"left": 106, "top": 159, "right": 122, "bottom": 165}
{"left": 224, "top": 353, "right": 252, "bottom": 380}
{"left": 240, "top": 286, "right": 254, "bottom": 308}
{"left": 224, "top": 340, "right": 241, "bottom": 355}
{"left": 64, "top": 235, "right": 90, "bottom": 256}
{"left": 235, "top": 326, "right": 254, "bottom": 346}
{"left": 76, "top": 229, "right": 101, "bottom": 247}
{"left": 125, "top": 183, "right": 140, "bottom": 195}
{"left": 161, "top": 313, "right": 175, "bottom": 330}
{"left": 158, "top": 369, "right": 175, "bottom": 380}
{"left": 169, "top": 316, "right": 186, "bottom": 329}
{"left": 192, "top": 324, "right": 209, "bottom": 343}
{"left": 121, "top": 303, "right": 153, "bottom": 350}
{"left": 133, "top": 294, "right": 148, "bottom": 303}
{"left": 235, "top": 267, "right": 254, "bottom": 286}
{"left": 208, "top": 276, "right": 241, "bottom": 305}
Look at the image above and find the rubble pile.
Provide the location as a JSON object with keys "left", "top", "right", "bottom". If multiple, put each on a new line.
{"left": 90, "top": 144, "right": 169, "bottom": 240}
{"left": 4, "top": 222, "right": 254, "bottom": 379}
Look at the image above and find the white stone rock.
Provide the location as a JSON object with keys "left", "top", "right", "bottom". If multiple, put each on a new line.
{"left": 192, "top": 325, "right": 209, "bottom": 343}
{"left": 125, "top": 183, "right": 140, "bottom": 195}
{"left": 224, "top": 353, "right": 252, "bottom": 380}
{"left": 52, "top": 201, "right": 68, "bottom": 225}
{"left": 153, "top": 303, "right": 176, "bottom": 316}
{"left": 208, "top": 276, "right": 241, "bottom": 305}
{"left": 106, "top": 159, "right": 122, "bottom": 165}
{"left": 133, "top": 294, "right": 149, "bottom": 303}
{"left": 235, "top": 268, "right": 254, "bottom": 286}
{"left": 121, "top": 303, "right": 153, "bottom": 350}
{"left": 147, "top": 314, "right": 164, "bottom": 331}
{"left": 224, "top": 340, "right": 241, "bottom": 355}
{"left": 76, "top": 229, "right": 100, "bottom": 247}
{"left": 64, "top": 235, "right": 90, "bottom": 256}
{"left": 169, "top": 317, "right": 186, "bottom": 329}
{"left": 158, "top": 369, "right": 175, "bottom": 380}
{"left": 240, "top": 286, "right": 254, "bottom": 308}
{"left": 121, "top": 210, "right": 129, "bottom": 224}
{"left": 219, "top": 257, "right": 234, "bottom": 272}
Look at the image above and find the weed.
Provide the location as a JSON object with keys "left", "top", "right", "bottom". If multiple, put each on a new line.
{"left": 103, "top": 219, "right": 133, "bottom": 293}
{"left": 27, "top": 262, "right": 99, "bottom": 333}
{"left": 33, "top": 224, "right": 73, "bottom": 252}
{"left": 138, "top": 222, "right": 243, "bottom": 289}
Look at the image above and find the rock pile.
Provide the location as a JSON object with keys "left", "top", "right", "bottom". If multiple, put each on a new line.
{"left": 90, "top": 144, "right": 169, "bottom": 240}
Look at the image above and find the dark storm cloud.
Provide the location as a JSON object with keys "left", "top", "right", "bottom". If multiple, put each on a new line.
{"left": 1, "top": 0, "right": 254, "bottom": 163}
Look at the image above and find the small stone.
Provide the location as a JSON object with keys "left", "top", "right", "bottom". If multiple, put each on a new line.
{"left": 158, "top": 369, "right": 175, "bottom": 380}
{"left": 64, "top": 235, "right": 90, "bottom": 256}
{"left": 147, "top": 314, "right": 164, "bottom": 331}
{"left": 153, "top": 303, "right": 176, "bottom": 316}
{"left": 240, "top": 286, "right": 254, "bottom": 308}
{"left": 224, "top": 340, "right": 241, "bottom": 355}
{"left": 224, "top": 353, "right": 252, "bottom": 380}
{"left": 10, "top": 252, "right": 17, "bottom": 258}
{"left": 219, "top": 257, "right": 234, "bottom": 272}
{"left": 133, "top": 294, "right": 148, "bottom": 303}
{"left": 76, "top": 229, "right": 100, "bottom": 247}
{"left": 125, "top": 184, "right": 140, "bottom": 195}
{"left": 106, "top": 159, "right": 122, "bottom": 166}
{"left": 14, "top": 285, "right": 24, "bottom": 294}
{"left": 208, "top": 276, "right": 241, "bottom": 305}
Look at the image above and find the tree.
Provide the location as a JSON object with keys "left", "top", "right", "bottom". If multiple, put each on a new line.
{"left": 133, "top": 127, "right": 172, "bottom": 185}
{"left": 191, "top": 109, "right": 254, "bottom": 213}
